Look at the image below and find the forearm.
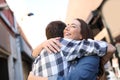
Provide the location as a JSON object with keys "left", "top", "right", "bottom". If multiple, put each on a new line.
{"left": 32, "top": 38, "right": 61, "bottom": 58}
{"left": 32, "top": 43, "right": 43, "bottom": 58}
{"left": 27, "top": 72, "right": 48, "bottom": 80}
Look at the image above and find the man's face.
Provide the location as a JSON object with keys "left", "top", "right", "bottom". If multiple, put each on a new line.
{"left": 63, "top": 19, "right": 82, "bottom": 40}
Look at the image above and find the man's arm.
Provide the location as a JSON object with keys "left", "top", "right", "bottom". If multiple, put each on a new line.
{"left": 60, "top": 38, "right": 116, "bottom": 61}
{"left": 33, "top": 38, "right": 116, "bottom": 62}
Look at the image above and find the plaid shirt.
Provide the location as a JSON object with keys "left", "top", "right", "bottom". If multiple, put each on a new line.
{"left": 32, "top": 38, "right": 107, "bottom": 77}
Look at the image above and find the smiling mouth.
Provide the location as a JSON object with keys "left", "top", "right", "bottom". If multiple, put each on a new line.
{"left": 64, "top": 32, "right": 70, "bottom": 36}
{"left": 64, "top": 32, "right": 71, "bottom": 38}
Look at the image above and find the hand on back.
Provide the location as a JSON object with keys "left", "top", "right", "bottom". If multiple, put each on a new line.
{"left": 42, "top": 37, "right": 61, "bottom": 53}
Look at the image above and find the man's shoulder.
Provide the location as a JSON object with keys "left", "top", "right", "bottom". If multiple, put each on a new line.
{"left": 60, "top": 38, "right": 80, "bottom": 44}
{"left": 60, "top": 38, "right": 72, "bottom": 42}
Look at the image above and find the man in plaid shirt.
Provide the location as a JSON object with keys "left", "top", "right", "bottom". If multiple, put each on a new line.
{"left": 32, "top": 38, "right": 107, "bottom": 78}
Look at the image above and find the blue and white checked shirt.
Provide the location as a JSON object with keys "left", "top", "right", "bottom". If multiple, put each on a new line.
{"left": 32, "top": 38, "right": 107, "bottom": 77}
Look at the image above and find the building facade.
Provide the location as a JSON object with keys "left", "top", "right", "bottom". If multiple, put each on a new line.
{"left": 0, "top": 0, "right": 33, "bottom": 80}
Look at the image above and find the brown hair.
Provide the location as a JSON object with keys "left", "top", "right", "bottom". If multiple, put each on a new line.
{"left": 46, "top": 21, "right": 66, "bottom": 39}
{"left": 76, "top": 18, "right": 93, "bottom": 40}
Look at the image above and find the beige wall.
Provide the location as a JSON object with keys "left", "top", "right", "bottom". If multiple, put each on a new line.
{"left": 102, "top": 0, "right": 120, "bottom": 38}
{"left": 65, "top": 0, "right": 103, "bottom": 24}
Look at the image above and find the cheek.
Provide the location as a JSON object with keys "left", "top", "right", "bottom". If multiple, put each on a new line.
{"left": 75, "top": 30, "right": 80, "bottom": 35}
{"left": 74, "top": 31, "right": 82, "bottom": 39}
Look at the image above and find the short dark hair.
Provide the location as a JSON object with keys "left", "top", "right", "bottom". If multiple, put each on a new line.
{"left": 76, "top": 18, "right": 94, "bottom": 40}
{"left": 46, "top": 21, "right": 66, "bottom": 39}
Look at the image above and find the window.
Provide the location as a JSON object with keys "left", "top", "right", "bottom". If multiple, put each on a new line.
{"left": 0, "top": 56, "right": 9, "bottom": 80}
